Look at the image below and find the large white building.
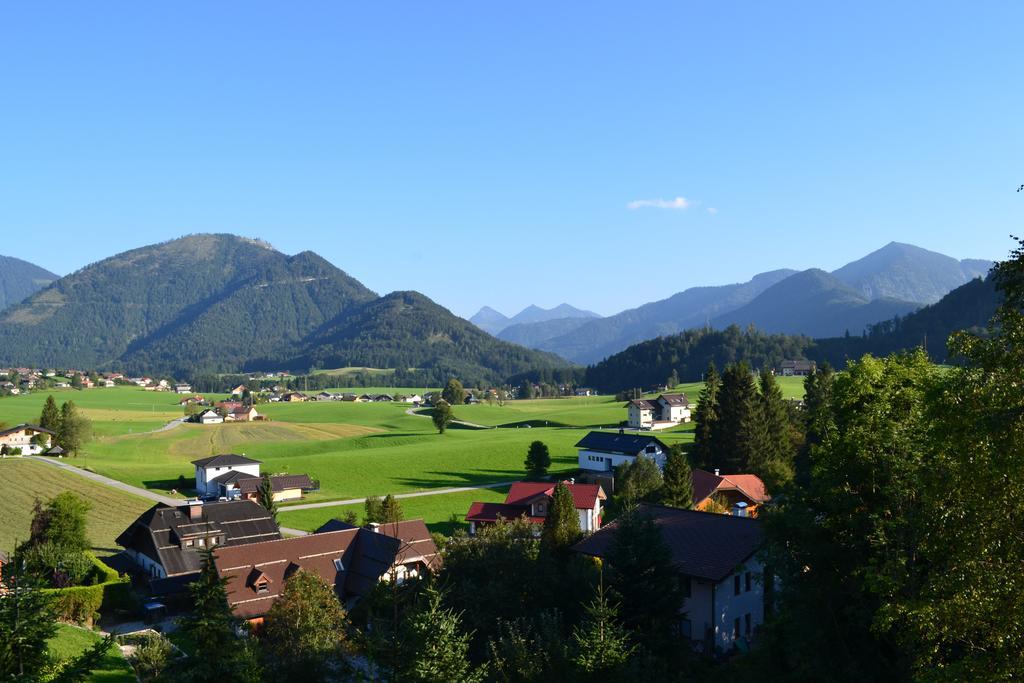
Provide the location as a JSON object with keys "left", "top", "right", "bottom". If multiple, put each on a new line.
{"left": 574, "top": 503, "right": 765, "bottom": 654}
{"left": 193, "top": 454, "right": 262, "bottom": 497}
{"left": 575, "top": 431, "right": 670, "bottom": 473}
{"left": 626, "top": 393, "right": 692, "bottom": 430}
{"left": 0, "top": 423, "right": 55, "bottom": 455}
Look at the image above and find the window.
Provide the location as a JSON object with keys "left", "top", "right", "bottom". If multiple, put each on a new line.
{"left": 197, "top": 538, "right": 205, "bottom": 547}
{"left": 734, "top": 575, "right": 741, "bottom": 595}
{"left": 745, "top": 571, "right": 752, "bottom": 592}
{"left": 733, "top": 617, "right": 740, "bottom": 639}
{"left": 745, "top": 613, "right": 752, "bottom": 636}
{"left": 334, "top": 559, "right": 344, "bottom": 571}
{"left": 256, "top": 582, "right": 269, "bottom": 595}
{"left": 185, "top": 540, "right": 194, "bottom": 547}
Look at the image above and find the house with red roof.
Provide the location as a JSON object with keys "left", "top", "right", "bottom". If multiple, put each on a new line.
{"left": 574, "top": 503, "right": 765, "bottom": 654}
{"left": 465, "top": 480, "right": 607, "bottom": 534}
{"left": 692, "top": 469, "right": 770, "bottom": 517}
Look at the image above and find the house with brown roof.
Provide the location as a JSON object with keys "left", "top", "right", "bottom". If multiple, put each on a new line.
{"left": 626, "top": 393, "right": 692, "bottom": 430}
{"left": 779, "top": 359, "right": 816, "bottom": 376}
{"left": 573, "top": 503, "right": 765, "bottom": 654}
{"left": 465, "top": 480, "right": 606, "bottom": 534}
{"left": 214, "top": 519, "right": 440, "bottom": 622}
{"left": 0, "top": 424, "right": 55, "bottom": 455}
{"left": 692, "top": 469, "right": 771, "bottom": 517}
{"left": 224, "top": 405, "right": 260, "bottom": 422}
{"left": 116, "top": 499, "right": 281, "bottom": 594}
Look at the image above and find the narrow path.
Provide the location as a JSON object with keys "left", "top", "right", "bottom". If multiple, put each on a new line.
{"left": 153, "top": 417, "right": 187, "bottom": 433}
{"left": 279, "top": 480, "right": 518, "bottom": 512}
{"left": 403, "top": 406, "right": 492, "bottom": 430}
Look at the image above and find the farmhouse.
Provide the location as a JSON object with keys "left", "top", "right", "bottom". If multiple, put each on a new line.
{"left": 779, "top": 359, "right": 816, "bottom": 376}
{"left": 215, "top": 519, "right": 440, "bottom": 621}
{"left": 174, "top": 383, "right": 192, "bottom": 394}
{"left": 193, "top": 454, "right": 262, "bottom": 496}
{"left": 116, "top": 499, "right": 281, "bottom": 592}
{"left": 693, "top": 469, "right": 771, "bottom": 517}
{"left": 573, "top": 504, "right": 765, "bottom": 653}
{"left": 576, "top": 430, "right": 670, "bottom": 473}
{"left": 281, "top": 391, "right": 309, "bottom": 402}
{"left": 626, "top": 393, "right": 692, "bottom": 430}
{"left": 197, "top": 409, "right": 223, "bottom": 425}
{"left": 465, "top": 480, "right": 607, "bottom": 535}
{"left": 224, "top": 405, "right": 260, "bottom": 422}
{"left": 0, "top": 424, "right": 55, "bottom": 455}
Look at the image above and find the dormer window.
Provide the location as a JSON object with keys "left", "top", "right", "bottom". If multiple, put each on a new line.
{"left": 256, "top": 580, "right": 269, "bottom": 594}
{"left": 334, "top": 558, "right": 344, "bottom": 571}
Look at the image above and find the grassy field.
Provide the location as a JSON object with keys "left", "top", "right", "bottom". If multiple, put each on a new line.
{"left": 0, "top": 458, "right": 154, "bottom": 556}
{"left": 279, "top": 486, "right": 511, "bottom": 536}
{"left": 47, "top": 624, "right": 135, "bottom": 683}
{"left": 0, "top": 386, "right": 183, "bottom": 436}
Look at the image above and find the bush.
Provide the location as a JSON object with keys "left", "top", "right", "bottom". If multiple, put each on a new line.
{"left": 45, "top": 554, "right": 132, "bottom": 626}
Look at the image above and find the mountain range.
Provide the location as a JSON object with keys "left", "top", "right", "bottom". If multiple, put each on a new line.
{"left": 495, "top": 242, "right": 993, "bottom": 364}
{"left": 0, "top": 234, "right": 567, "bottom": 383}
{"left": 468, "top": 303, "right": 600, "bottom": 335}
{"left": 0, "top": 255, "right": 58, "bottom": 312}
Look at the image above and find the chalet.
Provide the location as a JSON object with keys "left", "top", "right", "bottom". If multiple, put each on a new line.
{"left": 230, "top": 384, "right": 247, "bottom": 396}
{"left": 779, "top": 359, "right": 816, "bottom": 376}
{"left": 627, "top": 393, "right": 692, "bottom": 430}
{"left": 402, "top": 394, "right": 423, "bottom": 404}
{"left": 101, "top": 379, "right": 116, "bottom": 388}
{"left": 193, "top": 454, "right": 262, "bottom": 497}
{"left": 576, "top": 431, "right": 670, "bottom": 473}
{"left": 574, "top": 504, "right": 765, "bottom": 653}
{"left": 340, "top": 393, "right": 359, "bottom": 402}
{"left": 315, "top": 391, "right": 336, "bottom": 401}
{"left": 198, "top": 410, "right": 223, "bottom": 425}
{"left": 0, "top": 424, "right": 55, "bottom": 455}
{"left": 465, "top": 480, "right": 606, "bottom": 534}
{"left": 224, "top": 406, "right": 260, "bottom": 422}
{"left": 215, "top": 519, "right": 440, "bottom": 621}
{"left": 116, "top": 499, "right": 281, "bottom": 593}
{"left": 281, "top": 392, "right": 309, "bottom": 402}
{"left": 174, "top": 384, "right": 192, "bottom": 394}
{"left": 693, "top": 469, "right": 771, "bottom": 517}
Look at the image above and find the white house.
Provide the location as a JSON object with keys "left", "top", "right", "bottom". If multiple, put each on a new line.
{"left": 626, "top": 393, "right": 692, "bottom": 430}
{"left": 198, "top": 409, "right": 223, "bottom": 425}
{"left": 575, "top": 431, "right": 670, "bottom": 473}
{"left": 574, "top": 504, "right": 765, "bottom": 654}
{"left": 0, "top": 424, "right": 55, "bottom": 455}
{"left": 465, "top": 480, "right": 607, "bottom": 535}
{"left": 779, "top": 359, "right": 816, "bottom": 376}
{"left": 175, "top": 384, "right": 192, "bottom": 394}
{"left": 192, "top": 454, "right": 262, "bottom": 497}
{"left": 402, "top": 394, "right": 424, "bottom": 404}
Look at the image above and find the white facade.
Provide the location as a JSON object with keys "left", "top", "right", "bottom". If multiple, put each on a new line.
{"left": 199, "top": 410, "right": 223, "bottom": 425}
{"left": 578, "top": 448, "right": 666, "bottom": 473}
{"left": 578, "top": 499, "right": 602, "bottom": 532}
{"left": 123, "top": 548, "right": 166, "bottom": 579}
{"left": 0, "top": 426, "right": 52, "bottom": 455}
{"left": 627, "top": 403, "right": 655, "bottom": 429}
{"left": 195, "top": 462, "right": 261, "bottom": 496}
{"left": 682, "top": 558, "right": 764, "bottom": 652}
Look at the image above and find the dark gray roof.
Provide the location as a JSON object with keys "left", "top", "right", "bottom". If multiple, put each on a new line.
{"left": 191, "top": 453, "right": 262, "bottom": 468}
{"left": 315, "top": 519, "right": 359, "bottom": 534}
{"left": 116, "top": 500, "right": 280, "bottom": 578}
{"left": 0, "top": 423, "right": 56, "bottom": 437}
{"left": 237, "top": 474, "right": 315, "bottom": 495}
{"left": 574, "top": 431, "right": 669, "bottom": 455}
{"left": 572, "top": 503, "right": 763, "bottom": 582}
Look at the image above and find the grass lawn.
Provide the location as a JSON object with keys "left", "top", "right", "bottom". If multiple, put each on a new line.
{"left": 47, "top": 624, "right": 136, "bottom": 683}
{"left": 0, "top": 458, "right": 153, "bottom": 556}
{"left": 0, "top": 386, "right": 183, "bottom": 437}
{"left": 279, "top": 486, "right": 511, "bottom": 536}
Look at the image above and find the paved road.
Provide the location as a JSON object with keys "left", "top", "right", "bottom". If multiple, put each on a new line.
{"left": 403, "top": 406, "right": 492, "bottom": 430}
{"left": 25, "top": 455, "right": 311, "bottom": 536}
{"left": 278, "top": 480, "right": 518, "bottom": 512}
{"left": 152, "top": 417, "right": 187, "bottom": 433}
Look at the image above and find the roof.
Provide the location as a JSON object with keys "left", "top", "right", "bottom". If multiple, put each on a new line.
{"left": 192, "top": 454, "right": 262, "bottom": 468}
{"left": 658, "top": 393, "right": 690, "bottom": 406}
{"left": 505, "top": 481, "right": 605, "bottom": 510}
{"left": 237, "top": 474, "right": 315, "bottom": 495}
{"left": 627, "top": 399, "right": 659, "bottom": 410}
{"left": 116, "top": 500, "right": 280, "bottom": 578}
{"left": 572, "top": 503, "right": 764, "bottom": 582}
{"left": 0, "top": 423, "right": 56, "bottom": 437}
{"left": 574, "top": 431, "right": 669, "bottom": 456}
{"left": 691, "top": 469, "right": 770, "bottom": 505}
{"left": 465, "top": 502, "right": 542, "bottom": 525}
{"left": 215, "top": 519, "right": 439, "bottom": 618}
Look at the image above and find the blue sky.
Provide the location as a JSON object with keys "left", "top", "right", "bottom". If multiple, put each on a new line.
{"left": 1, "top": 2, "right": 1021, "bottom": 318}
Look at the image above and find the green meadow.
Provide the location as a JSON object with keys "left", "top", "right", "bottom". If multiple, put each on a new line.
{"left": 47, "top": 624, "right": 136, "bottom": 683}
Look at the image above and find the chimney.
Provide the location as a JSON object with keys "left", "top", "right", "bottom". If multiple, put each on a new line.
{"left": 188, "top": 500, "right": 203, "bottom": 521}
{"left": 569, "top": 477, "right": 575, "bottom": 485}
{"left": 714, "top": 469, "right": 720, "bottom": 476}
{"left": 368, "top": 522, "right": 380, "bottom": 533}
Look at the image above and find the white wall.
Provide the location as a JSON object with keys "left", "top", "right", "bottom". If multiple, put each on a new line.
{"left": 682, "top": 558, "right": 764, "bottom": 652}
{"left": 577, "top": 449, "right": 666, "bottom": 473}
{"left": 125, "top": 549, "right": 166, "bottom": 579}
{"left": 196, "top": 463, "right": 261, "bottom": 495}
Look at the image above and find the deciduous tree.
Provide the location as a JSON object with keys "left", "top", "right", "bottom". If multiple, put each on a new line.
{"left": 432, "top": 400, "right": 453, "bottom": 433}
{"left": 441, "top": 378, "right": 467, "bottom": 406}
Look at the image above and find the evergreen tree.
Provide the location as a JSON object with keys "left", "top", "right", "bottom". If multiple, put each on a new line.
{"left": 751, "top": 369, "right": 796, "bottom": 492}
{"left": 256, "top": 474, "right": 278, "bottom": 521}
{"left": 712, "top": 362, "right": 759, "bottom": 472}
{"left": 432, "top": 400, "right": 454, "bottom": 433}
{"left": 661, "top": 445, "right": 693, "bottom": 508}
{"left": 519, "top": 379, "right": 535, "bottom": 400}
{"left": 524, "top": 440, "right": 551, "bottom": 479}
{"left": 56, "top": 401, "right": 92, "bottom": 457}
{"left": 796, "top": 363, "right": 834, "bottom": 487}
{"left": 692, "top": 362, "right": 720, "bottom": 470}
{"left": 667, "top": 369, "right": 680, "bottom": 389}
{"left": 571, "top": 575, "right": 635, "bottom": 677}
{"left": 441, "top": 378, "right": 467, "bottom": 406}
{"left": 542, "top": 482, "right": 582, "bottom": 551}
{"left": 176, "top": 548, "right": 261, "bottom": 682}
{"left": 39, "top": 395, "right": 60, "bottom": 433}
{"left": 606, "top": 508, "right": 685, "bottom": 649}
{"left": 402, "top": 586, "right": 484, "bottom": 682}
{"left": 0, "top": 553, "right": 57, "bottom": 680}
{"left": 364, "top": 496, "right": 384, "bottom": 524}
{"left": 380, "top": 494, "right": 404, "bottom": 524}
{"left": 262, "top": 570, "right": 349, "bottom": 682}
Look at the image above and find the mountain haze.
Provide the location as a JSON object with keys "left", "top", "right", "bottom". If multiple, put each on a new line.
{"left": 469, "top": 303, "right": 599, "bottom": 335}
{"left": 0, "top": 234, "right": 568, "bottom": 382}
{"left": 0, "top": 255, "right": 58, "bottom": 312}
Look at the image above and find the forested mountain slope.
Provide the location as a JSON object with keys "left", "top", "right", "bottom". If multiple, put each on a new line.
{"left": 0, "top": 255, "right": 58, "bottom": 311}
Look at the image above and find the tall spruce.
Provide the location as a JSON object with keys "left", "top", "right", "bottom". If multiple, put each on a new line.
{"left": 796, "top": 363, "right": 835, "bottom": 487}
{"left": 542, "top": 482, "right": 582, "bottom": 551}
{"left": 256, "top": 474, "right": 278, "bottom": 521}
{"left": 752, "top": 369, "right": 796, "bottom": 492}
{"left": 56, "top": 401, "right": 91, "bottom": 456}
{"left": 712, "top": 362, "right": 759, "bottom": 472}
{"left": 38, "top": 395, "right": 60, "bottom": 433}
{"left": 380, "top": 494, "right": 404, "bottom": 524}
{"left": 571, "top": 574, "right": 635, "bottom": 677}
{"left": 524, "top": 440, "right": 551, "bottom": 479}
{"left": 661, "top": 445, "right": 694, "bottom": 508}
{"left": 402, "top": 586, "right": 484, "bottom": 683}
{"left": 692, "top": 362, "right": 720, "bottom": 470}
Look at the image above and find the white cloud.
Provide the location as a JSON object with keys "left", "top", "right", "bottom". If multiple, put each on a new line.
{"left": 627, "top": 196, "right": 693, "bottom": 210}
{"left": 707, "top": 207, "right": 718, "bottom": 215}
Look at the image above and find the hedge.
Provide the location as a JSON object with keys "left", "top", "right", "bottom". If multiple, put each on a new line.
{"left": 45, "top": 553, "right": 134, "bottom": 626}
